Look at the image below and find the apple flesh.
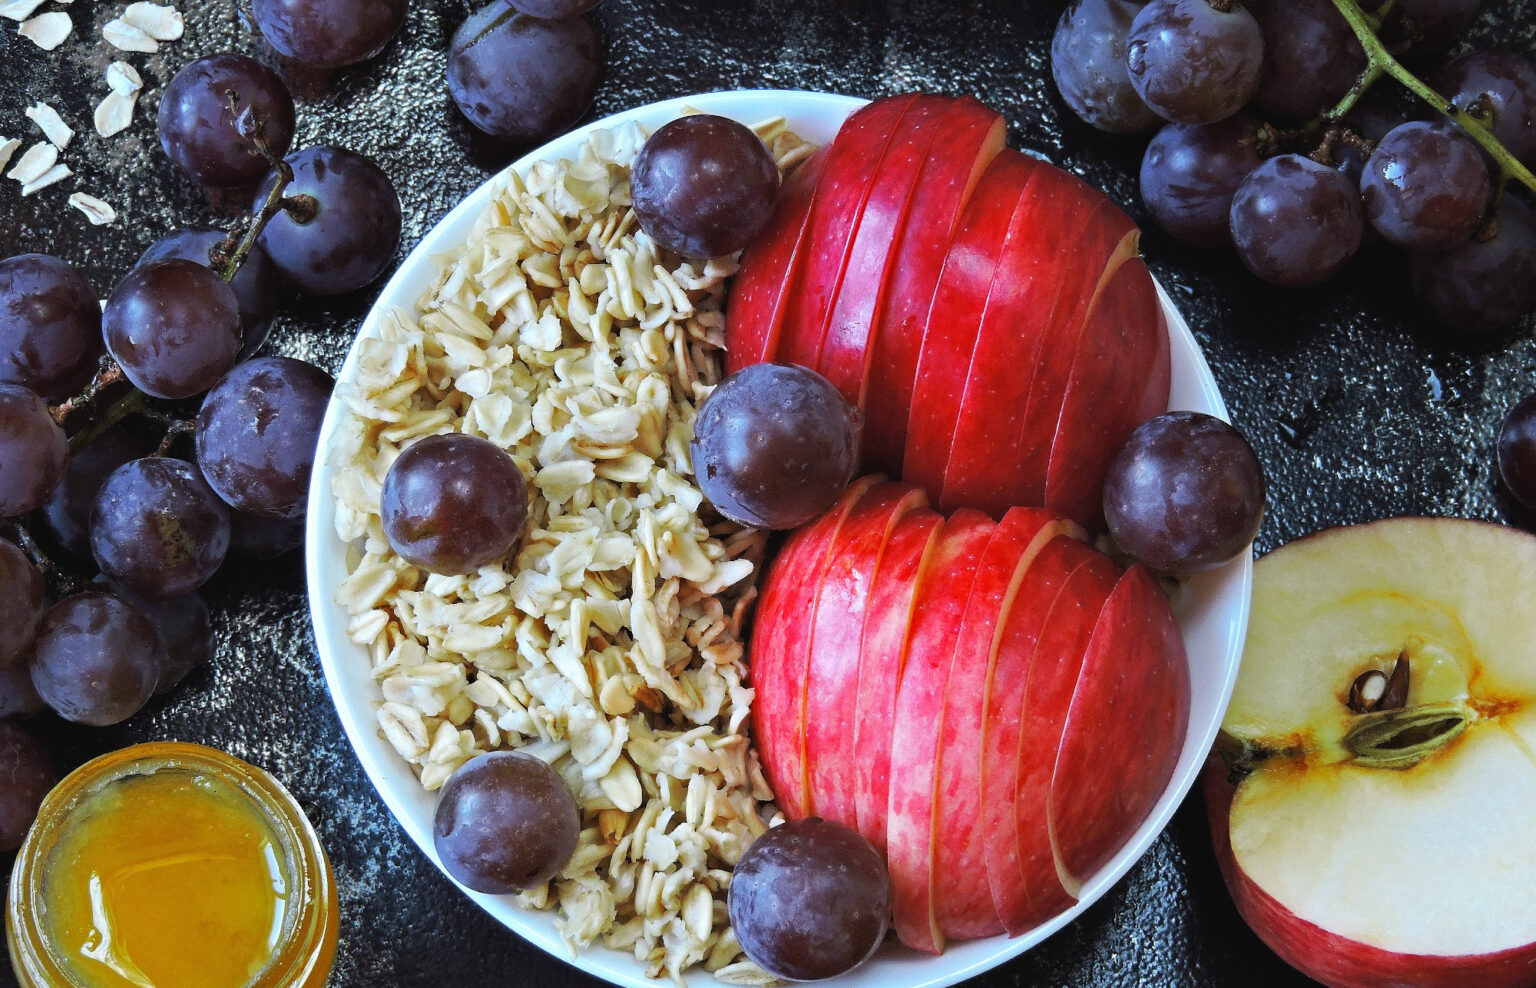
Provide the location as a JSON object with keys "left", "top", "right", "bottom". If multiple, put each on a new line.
{"left": 1208, "top": 517, "right": 1536, "bottom": 988}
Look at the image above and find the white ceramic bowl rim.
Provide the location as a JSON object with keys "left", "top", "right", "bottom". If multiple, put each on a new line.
{"left": 305, "top": 89, "right": 1252, "bottom": 988}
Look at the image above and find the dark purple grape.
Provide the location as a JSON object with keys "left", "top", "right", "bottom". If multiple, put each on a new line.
{"left": 1433, "top": 51, "right": 1536, "bottom": 169}
{"left": 102, "top": 259, "right": 243, "bottom": 400}
{"left": 381, "top": 433, "right": 528, "bottom": 575}
{"left": 1411, "top": 194, "right": 1536, "bottom": 331}
{"left": 510, "top": 0, "right": 600, "bottom": 13}
{"left": 34, "top": 428, "right": 157, "bottom": 564}
{"left": 30, "top": 592, "right": 159, "bottom": 726}
{"left": 1392, "top": 0, "right": 1481, "bottom": 52}
{"left": 728, "top": 818, "right": 890, "bottom": 982}
{"left": 1125, "top": 0, "right": 1265, "bottom": 125}
{"left": 0, "top": 383, "right": 68, "bottom": 518}
{"left": 1051, "top": 0, "right": 1162, "bottom": 134}
{"left": 433, "top": 751, "right": 579, "bottom": 894}
{"left": 140, "top": 228, "right": 282, "bottom": 361}
{"left": 631, "top": 115, "right": 780, "bottom": 259}
{"left": 254, "top": 147, "right": 402, "bottom": 296}
{"left": 446, "top": 4, "right": 602, "bottom": 143}
{"left": 1247, "top": 0, "right": 1365, "bottom": 121}
{"left": 1361, "top": 121, "right": 1490, "bottom": 252}
{"left": 691, "top": 364, "right": 859, "bottom": 530}
{"left": 91, "top": 457, "right": 232, "bottom": 598}
{"left": 1499, "top": 394, "right": 1536, "bottom": 510}
{"left": 0, "top": 722, "right": 54, "bottom": 851}
{"left": 1230, "top": 154, "right": 1364, "bottom": 287}
{"left": 1332, "top": 103, "right": 1407, "bottom": 184}
{"left": 252, "top": 0, "right": 407, "bottom": 68}
{"left": 0, "top": 661, "right": 44, "bottom": 720}
{"left": 0, "top": 540, "right": 44, "bottom": 669}
{"left": 229, "top": 510, "right": 306, "bottom": 558}
{"left": 0, "top": 253, "right": 103, "bottom": 401}
{"left": 99, "top": 579, "right": 212, "bottom": 694}
{"left": 1139, "top": 115, "right": 1262, "bottom": 246}
{"left": 1103, "top": 411, "right": 1265, "bottom": 575}
{"left": 158, "top": 53, "right": 297, "bottom": 188}
{"left": 196, "top": 357, "right": 334, "bottom": 519}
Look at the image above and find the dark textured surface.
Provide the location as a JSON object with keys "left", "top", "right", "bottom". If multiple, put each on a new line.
{"left": 3, "top": 2, "right": 1535, "bottom": 986}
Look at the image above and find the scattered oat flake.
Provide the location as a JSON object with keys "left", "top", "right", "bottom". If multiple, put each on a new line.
{"left": 7, "top": 142, "right": 57, "bottom": 184}
{"left": 93, "top": 90, "right": 137, "bottom": 138}
{"left": 18, "top": 10, "right": 71, "bottom": 48}
{"left": 67, "top": 192, "right": 116, "bottom": 225}
{"left": 0, "top": 0, "right": 47, "bottom": 21}
{"left": 21, "top": 162, "right": 71, "bottom": 196}
{"left": 106, "top": 60, "right": 144, "bottom": 96}
{"left": 0, "top": 139, "right": 19, "bottom": 174}
{"left": 24, "top": 103, "right": 73, "bottom": 150}
{"left": 102, "top": 16, "right": 155, "bottom": 51}
{"left": 121, "top": 1, "right": 180, "bottom": 41}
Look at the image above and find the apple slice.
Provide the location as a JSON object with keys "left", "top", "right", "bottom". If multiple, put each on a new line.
{"left": 749, "top": 474, "right": 880, "bottom": 819}
{"left": 1042, "top": 257, "right": 1168, "bottom": 526}
{"left": 861, "top": 99, "right": 1006, "bottom": 475}
{"left": 901, "top": 150, "right": 1042, "bottom": 501}
{"left": 777, "top": 95, "right": 921, "bottom": 371}
{"left": 816, "top": 95, "right": 1000, "bottom": 411}
{"left": 802, "top": 481, "right": 928, "bottom": 824}
{"left": 1049, "top": 565, "right": 1189, "bottom": 889}
{"left": 997, "top": 538, "right": 1121, "bottom": 933}
{"left": 851, "top": 505, "right": 942, "bottom": 854}
{"left": 1208, "top": 517, "right": 1536, "bottom": 988}
{"left": 932, "top": 506, "right": 1062, "bottom": 940}
{"left": 939, "top": 174, "right": 1134, "bottom": 517}
{"left": 886, "top": 509, "right": 994, "bottom": 955}
{"left": 725, "top": 147, "right": 828, "bottom": 374}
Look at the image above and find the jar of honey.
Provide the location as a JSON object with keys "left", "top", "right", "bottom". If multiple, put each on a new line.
{"left": 6, "top": 742, "right": 338, "bottom": 988}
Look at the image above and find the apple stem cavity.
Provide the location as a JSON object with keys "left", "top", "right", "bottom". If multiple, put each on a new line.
{"left": 1341, "top": 701, "right": 1472, "bottom": 770}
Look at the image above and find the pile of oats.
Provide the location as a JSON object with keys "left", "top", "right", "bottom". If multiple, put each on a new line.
{"left": 331, "top": 115, "right": 813, "bottom": 984}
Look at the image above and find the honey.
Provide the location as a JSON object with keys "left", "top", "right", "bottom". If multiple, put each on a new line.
{"left": 7, "top": 743, "right": 337, "bottom": 988}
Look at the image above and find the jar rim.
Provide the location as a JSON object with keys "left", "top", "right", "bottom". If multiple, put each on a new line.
{"left": 6, "top": 742, "right": 337, "bottom": 988}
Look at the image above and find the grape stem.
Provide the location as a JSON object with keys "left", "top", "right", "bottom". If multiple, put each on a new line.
{"left": 217, "top": 91, "right": 298, "bottom": 283}
{"left": 49, "top": 357, "right": 124, "bottom": 425}
{"left": 67, "top": 389, "right": 146, "bottom": 454}
{"left": 5, "top": 522, "right": 83, "bottom": 596}
{"left": 153, "top": 419, "right": 194, "bottom": 457}
{"left": 1327, "top": 0, "right": 1536, "bottom": 195}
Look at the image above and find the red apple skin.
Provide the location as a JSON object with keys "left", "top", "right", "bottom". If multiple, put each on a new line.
{"left": 779, "top": 95, "right": 922, "bottom": 371}
{"left": 902, "top": 150, "right": 1042, "bottom": 502}
{"left": 1043, "top": 257, "right": 1169, "bottom": 527}
{"left": 861, "top": 103, "right": 1006, "bottom": 475}
{"left": 1203, "top": 762, "right": 1536, "bottom": 988}
{"left": 750, "top": 475, "right": 880, "bottom": 819}
{"left": 940, "top": 179, "right": 1137, "bottom": 518}
{"left": 1050, "top": 565, "right": 1189, "bottom": 887}
{"left": 887, "top": 508, "right": 995, "bottom": 955}
{"left": 817, "top": 96, "right": 995, "bottom": 411}
{"left": 851, "top": 507, "right": 943, "bottom": 854}
{"left": 725, "top": 147, "right": 827, "bottom": 375}
{"left": 932, "top": 506, "right": 1061, "bottom": 941}
{"left": 996, "top": 539, "right": 1121, "bottom": 933}
{"left": 802, "top": 482, "right": 928, "bottom": 823}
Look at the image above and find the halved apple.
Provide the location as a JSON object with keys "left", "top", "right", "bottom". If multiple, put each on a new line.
{"left": 1207, "top": 517, "right": 1536, "bottom": 988}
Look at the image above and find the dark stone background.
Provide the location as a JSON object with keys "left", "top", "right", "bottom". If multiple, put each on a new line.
{"left": 3, "top": 1, "right": 1534, "bottom": 985}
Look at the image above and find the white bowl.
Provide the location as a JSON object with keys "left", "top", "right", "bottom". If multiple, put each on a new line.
{"left": 305, "top": 89, "right": 1252, "bottom": 988}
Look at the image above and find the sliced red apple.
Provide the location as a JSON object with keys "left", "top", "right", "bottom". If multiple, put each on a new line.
{"left": 861, "top": 100, "right": 1006, "bottom": 475}
{"left": 1207, "top": 517, "right": 1536, "bottom": 988}
{"left": 931, "top": 505, "right": 1062, "bottom": 940}
{"left": 887, "top": 509, "right": 994, "bottom": 955}
{"left": 749, "top": 474, "right": 880, "bottom": 819}
{"left": 802, "top": 481, "right": 928, "bottom": 824}
{"left": 1042, "top": 257, "right": 1168, "bottom": 526}
{"left": 777, "top": 95, "right": 922, "bottom": 371}
{"left": 851, "top": 505, "right": 942, "bottom": 854}
{"left": 817, "top": 95, "right": 1003, "bottom": 412}
{"left": 901, "top": 150, "right": 1042, "bottom": 501}
{"left": 725, "top": 147, "right": 828, "bottom": 375}
{"left": 1049, "top": 564, "right": 1189, "bottom": 888}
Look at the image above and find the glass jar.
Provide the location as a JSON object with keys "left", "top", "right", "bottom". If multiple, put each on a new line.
{"left": 7, "top": 742, "right": 338, "bottom": 988}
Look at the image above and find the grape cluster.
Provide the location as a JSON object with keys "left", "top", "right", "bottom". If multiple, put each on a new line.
{"left": 1054, "top": 0, "right": 1536, "bottom": 332}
